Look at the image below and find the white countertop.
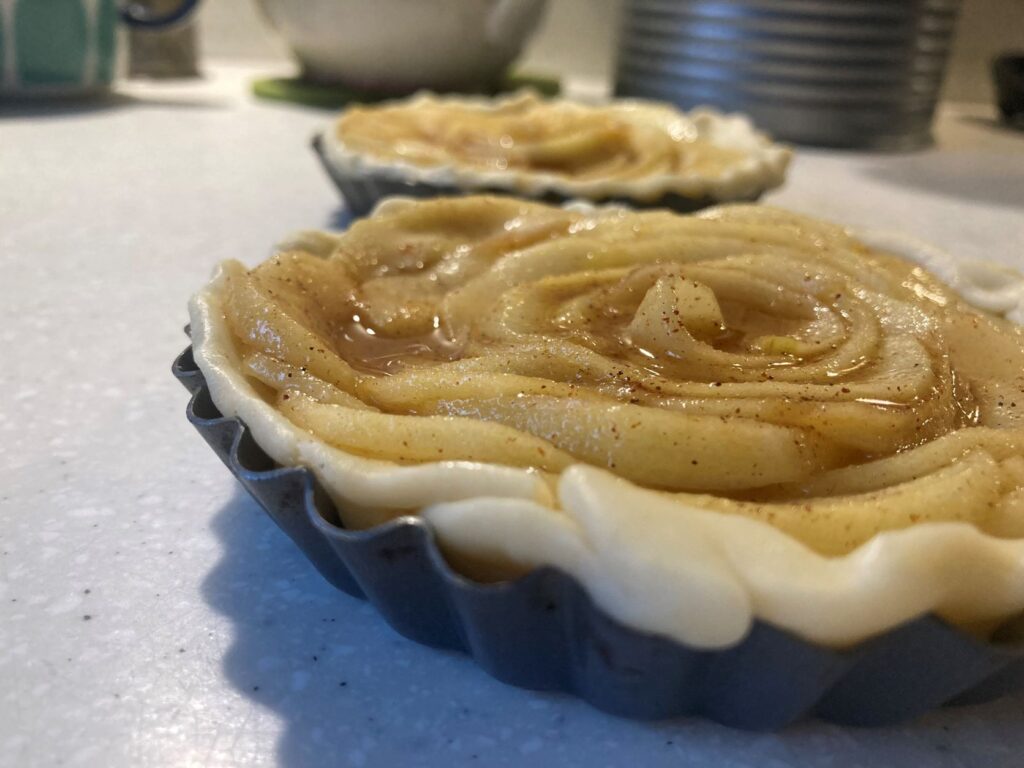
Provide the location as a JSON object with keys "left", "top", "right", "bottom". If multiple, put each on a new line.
{"left": 2, "top": 64, "right": 1024, "bottom": 768}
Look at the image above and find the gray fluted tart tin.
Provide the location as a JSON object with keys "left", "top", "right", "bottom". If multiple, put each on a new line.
{"left": 174, "top": 342, "right": 1024, "bottom": 728}
{"left": 311, "top": 134, "right": 754, "bottom": 218}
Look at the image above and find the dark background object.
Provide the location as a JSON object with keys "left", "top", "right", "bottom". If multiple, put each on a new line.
{"left": 127, "top": 0, "right": 200, "bottom": 78}
{"left": 993, "top": 53, "right": 1024, "bottom": 129}
{"left": 128, "top": 22, "right": 200, "bottom": 78}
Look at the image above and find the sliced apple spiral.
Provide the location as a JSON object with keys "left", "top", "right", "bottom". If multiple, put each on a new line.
{"left": 213, "top": 196, "right": 1024, "bottom": 557}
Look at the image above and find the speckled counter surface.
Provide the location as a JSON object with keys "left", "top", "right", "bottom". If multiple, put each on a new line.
{"left": 2, "top": 65, "right": 1024, "bottom": 768}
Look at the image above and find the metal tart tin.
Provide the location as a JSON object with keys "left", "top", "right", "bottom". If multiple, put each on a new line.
{"left": 174, "top": 343, "right": 1024, "bottom": 729}
{"left": 311, "top": 134, "right": 757, "bottom": 218}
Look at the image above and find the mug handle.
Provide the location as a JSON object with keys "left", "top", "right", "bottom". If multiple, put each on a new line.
{"left": 120, "top": 0, "right": 200, "bottom": 28}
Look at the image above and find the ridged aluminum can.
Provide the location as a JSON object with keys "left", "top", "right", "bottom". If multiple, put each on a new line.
{"left": 615, "top": 0, "right": 963, "bottom": 149}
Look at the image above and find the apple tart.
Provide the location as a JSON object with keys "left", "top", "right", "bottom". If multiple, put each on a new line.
{"left": 190, "top": 196, "right": 1024, "bottom": 649}
{"left": 316, "top": 91, "right": 791, "bottom": 216}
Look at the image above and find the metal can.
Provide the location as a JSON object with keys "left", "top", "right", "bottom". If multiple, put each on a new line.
{"left": 615, "top": 0, "right": 963, "bottom": 149}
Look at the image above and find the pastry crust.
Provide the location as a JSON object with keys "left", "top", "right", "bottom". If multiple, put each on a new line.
{"left": 321, "top": 91, "right": 791, "bottom": 205}
{"left": 190, "top": 198, "right": 1024, "bottom": 649}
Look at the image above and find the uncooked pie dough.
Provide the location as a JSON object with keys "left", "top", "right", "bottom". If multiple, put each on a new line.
{"left": 190, "top": 196, "right": 1024, "bottom": 648}
{"left": 322, "top": 91, "right": 791, "bottom": 204}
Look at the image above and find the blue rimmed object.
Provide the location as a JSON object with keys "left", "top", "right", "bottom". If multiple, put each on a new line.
{"left": 174, "top": 342, "right": 1024, "bottom": 729}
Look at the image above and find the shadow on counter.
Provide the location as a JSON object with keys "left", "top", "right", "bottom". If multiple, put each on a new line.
{"left": 860, "top": 151, "right": 1024, "bottom": 211}
{"left": 0, "top": 92, "right": 228, "bottom": 119}
{"left": 201, "top": 491, "right": 1024, "bottom": 768}
{"left": 202, "top": 492, "right": 594, "bottom": 768}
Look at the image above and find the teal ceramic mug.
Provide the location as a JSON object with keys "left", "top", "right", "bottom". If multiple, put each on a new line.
{"left": 0, "top": 0, "right": 199, "bottom": 96}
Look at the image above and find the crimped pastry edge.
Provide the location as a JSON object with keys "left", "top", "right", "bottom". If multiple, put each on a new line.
{"left": 319, "top": 90, "right": 792, "bottom": 204}
{"left": 189, "top": 201, "right": 1024, "bottom": 650}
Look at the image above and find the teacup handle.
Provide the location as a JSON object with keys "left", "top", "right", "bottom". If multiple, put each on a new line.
{"left": 121, "top": 0, "right": 200, "bottom": 28}
{"left": 486, "top": 0, "right": 543, "bottom": 46}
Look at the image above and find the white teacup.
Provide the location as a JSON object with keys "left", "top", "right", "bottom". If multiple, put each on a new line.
{"left": 254, "top": 0, "right": 549, "bottom": 93}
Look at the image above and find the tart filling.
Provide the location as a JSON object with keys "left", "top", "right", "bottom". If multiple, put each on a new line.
{"left": 191, "top": 196, "right": 1024, "bottom": 649}
{"left": 321, "top": 91, "right": 791, "bottom": 204}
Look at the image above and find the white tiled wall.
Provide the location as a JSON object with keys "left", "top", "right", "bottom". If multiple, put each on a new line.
{"left": 198, "top": 0, "right": 1023, "bottom": 104}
